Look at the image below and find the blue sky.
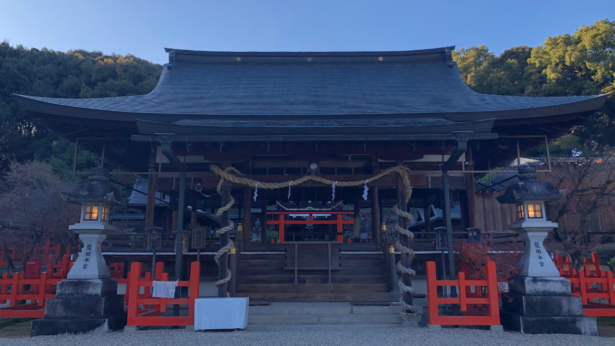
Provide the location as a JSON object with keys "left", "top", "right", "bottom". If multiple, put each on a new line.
{"left": 1, "top": 0, "right": 613, "bottom": 65}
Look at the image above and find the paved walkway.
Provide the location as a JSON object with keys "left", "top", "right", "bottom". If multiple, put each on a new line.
{"left": 1, "top": 324, "right": 611, "bottom": 345}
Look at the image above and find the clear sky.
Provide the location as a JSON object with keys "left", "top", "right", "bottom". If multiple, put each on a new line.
{"left": 1, "top": 0, "right": 613, "bottom": 65}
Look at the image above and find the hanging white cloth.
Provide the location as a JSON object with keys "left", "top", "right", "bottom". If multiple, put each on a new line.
{"left": 152, "top": 280, "right": 179, "bottom": 298}
{"left": 288, "top": 181, "right": 293, "bottom": 200}
{"left": 332, "top": 181, "right": 338, "bottom": 201}
{"left": 253, "top": 182, "right": 260, "bottom": 202}
{"left": 363, "top": 180, "right": 369, "bottom": 200}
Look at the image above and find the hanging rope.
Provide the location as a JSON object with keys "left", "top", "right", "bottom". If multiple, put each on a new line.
{"left": 393, "top": 203, "right": 418, "bottom": 320}
{"left": 209, "top": 164, "right": 413, "bottom": 198}
{"left": 213, "top": 167, "right": 237, "bottom": 296}
{"left": 210, "top": 163, "right": 417, "bottom": 308}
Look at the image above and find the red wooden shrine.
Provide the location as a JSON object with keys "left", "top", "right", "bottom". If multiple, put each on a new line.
{"left": 267, "top": 211, "right": 354, "bottom": 243}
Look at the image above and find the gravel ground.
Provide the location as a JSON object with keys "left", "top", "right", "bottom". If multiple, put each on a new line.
{"left": 1, "top": 324, "right": 611, "bottom": 346}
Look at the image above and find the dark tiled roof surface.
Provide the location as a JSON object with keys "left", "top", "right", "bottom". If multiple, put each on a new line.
{"left": 16, "top": 47, "right": 607, "bottom": 122}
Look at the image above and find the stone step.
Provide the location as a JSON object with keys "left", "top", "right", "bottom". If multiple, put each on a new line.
{"left": 237, "top": 274, "right": 387, "bottom": 284}
{"left": 239, "top": 266, "right": 385, "bottom": 275}
{"left": 248, "top": 313, "right": 402, "bottom": 325}
{"left": 250, "top": 304, "right": 401, "bottom": 315}
{"left": 236, "top": 283, "right": 389, "bottom": 294}
{"left": 234, "top": 292, "right": 400, "bottom": 302}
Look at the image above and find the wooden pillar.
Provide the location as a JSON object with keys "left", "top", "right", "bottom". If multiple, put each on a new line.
{"left": 396, "top": 159, "right": 414, "bottom": 313}
{"left": 261, "top": 191, "right": 268, "bottom": 243}
{"left": 145, "top": 150, "right": 157, "bottom": 229}
{"left": 243, "top": 186, "right": 252, "bottom": 248}
{"left": 279, "top": 214, "right": 285, "bottom": 244}
{"left": 371, "top": 161, "right": 381, "bottom": 245}
{"left": 337, "top": 214, "right": 343, "bottom": 242}
{"left": 353, "top": 194, "right": 361, "bottom": 240}
{"left": 191, "top": 203, "right": 198, "bottom": 227}
{"left": 465, "top": 145, "right": 476, "bottom": 227}
{"left": 217, "top": 162, "right": 231, "bottom": 297}
{"left": 424, "top": 205, "right": 432, "bottom": 233}
{"left": 171, "top": 210, "right": 178, "bottom": 232}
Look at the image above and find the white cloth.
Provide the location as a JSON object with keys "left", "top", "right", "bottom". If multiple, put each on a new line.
{"left": 152, "top": 280, "right": 178, "bottom": 298}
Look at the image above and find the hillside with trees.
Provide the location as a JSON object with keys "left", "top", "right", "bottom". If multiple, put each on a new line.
{"left": 453, "top": 19, "right": 614, "bottom": 156}
{"left": 0, "top": 41, "right": 162, "bottom": 175}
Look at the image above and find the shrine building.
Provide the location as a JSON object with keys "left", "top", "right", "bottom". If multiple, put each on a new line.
{"left": 16, "top": 47, "right": 607, "bottom": 305}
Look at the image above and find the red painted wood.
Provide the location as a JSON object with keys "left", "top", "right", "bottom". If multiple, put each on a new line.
{"left": 427, "top": 260, "right": 500, "bottom": 326}
{"left": 127, "top": 262, "right": 201, "bottom": 327}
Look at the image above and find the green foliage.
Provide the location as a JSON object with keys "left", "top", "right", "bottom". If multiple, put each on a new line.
{"left": 0, "top": 40, "right": 162, "bottom": 173}
{"left": 454, "top": 19, "right": 615, "bottom": 154}
{"left": 266, "top": 228, "right": 279, "bottom": 243}
{"left": 594, "top": 243, "right": 615, "bottom": 268}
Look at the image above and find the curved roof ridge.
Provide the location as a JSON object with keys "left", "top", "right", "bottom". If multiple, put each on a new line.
{"left": 164, "top": 46, "right": 456, "bottom": 57}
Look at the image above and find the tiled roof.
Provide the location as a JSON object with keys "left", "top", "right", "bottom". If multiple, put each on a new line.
{"left": 16, "top": 47, "right": 607, "bottom": 123}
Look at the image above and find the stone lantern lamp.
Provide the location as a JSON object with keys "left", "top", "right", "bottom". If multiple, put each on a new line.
{"left": 31, "top": 168, "right": 127, "bottom": 336}
{"left": 496, "top": 165, "right": 596, "bottom": 335}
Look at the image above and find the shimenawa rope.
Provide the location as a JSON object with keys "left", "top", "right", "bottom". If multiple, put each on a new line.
{"left": 209, "top": 164, "right": 417, "bottom": 317}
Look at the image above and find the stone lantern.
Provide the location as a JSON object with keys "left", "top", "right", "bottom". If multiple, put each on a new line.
{"left": 496, "top": 165, "right": 596, "bottom": 335}
{"left": 31, "top": 168, "right": 127, "bottom": 336}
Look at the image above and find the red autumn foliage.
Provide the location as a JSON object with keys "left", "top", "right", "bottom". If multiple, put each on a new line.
{"left": 455, "top": 240, "right": 523, "bottom": 285}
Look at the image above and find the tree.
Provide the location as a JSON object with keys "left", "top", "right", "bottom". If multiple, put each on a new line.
{"left": 0, "top": 161, "right": 80, "bottom": 272}
{"left": 0, "top": 40, "right": 162, "bottom": 172}
{"left": 455, "top": 240, "right": 522, "bottom": 289}
{"left": 543, "top": 157, "right": 615, "bottom": 264}
{"left": 453, "top": 19, "right": 615, "bottom": 153}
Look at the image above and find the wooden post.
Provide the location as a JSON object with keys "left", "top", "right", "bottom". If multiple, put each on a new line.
{"left": 396, "top": 159, "right": 414, "bottom": 315}
{"left": 145, "top": 150, "right": 157, "bottom": 229}
{"left": 243, "top": 186, "right": 252, "bottom": 248}
{"left": 190, "top": 203, "right": 198, "bottom": 228}
{"left": 336, "top": 214, "right": 344, "bottom": 242}
{"left": 465, "top": 145, "right": 476, "bottom": 227}
{"left": 353, "top": 194, "right": 361, "bottom": 240}
{"left": 424, "top": 205, "right": 432, "bottom": 233}
{"left": 388, "top": 245, "right": 399, "bottom": 292}
{"left": 191, "top": 201, "right": 199, "bottom": 262}
{"left": 261, "top": 191, "right": 268, "bottom": 243}
{"left": 218, "top": 162, "right": 231, "bottom": 297}
{"left": 371, "top": 162, "right": 381, "bottom": 245}
{"left": 218, "top": 162, "right": 231, "bottom": 298}
{"left": 229, "top": 247, "right": 237, "bottom": 294}
{"left": 171, "top": 210, "right": 178, "bottom": 232}
{"left": 279, "top": 214, "right": 285, "bottom": 244}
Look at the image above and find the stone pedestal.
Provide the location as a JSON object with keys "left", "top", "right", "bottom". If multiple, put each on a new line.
{"left": 501, "top": 276, "right": 597, "bottom": 335}
{"left": 31, "top": 278, "right": 126, "bottom": 336}
{"left": 31, "top": 231, "right": 126, "bottom": 336}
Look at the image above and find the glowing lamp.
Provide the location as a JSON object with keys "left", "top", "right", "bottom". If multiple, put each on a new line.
{"left": 61, "top": 168, "right": 125, "bottom": 279}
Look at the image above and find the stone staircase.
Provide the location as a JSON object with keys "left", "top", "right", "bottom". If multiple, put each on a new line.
{"left": 234, "top": 252, "right": 400, "bottom": 302}
{"left": 249, "top": 302, "right": 410, "bottom": 325}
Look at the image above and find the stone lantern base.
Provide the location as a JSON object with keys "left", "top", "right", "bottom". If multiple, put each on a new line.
{"left": 31, "top": 278, "right": 126, "bottom": 336}
{"left": 500, "top": 276, "right": 597, "bottom": 335}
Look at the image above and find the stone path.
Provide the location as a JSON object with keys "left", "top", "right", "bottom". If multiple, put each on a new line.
{"left": 1, "top": 324, "right": 613, "bottom": 345}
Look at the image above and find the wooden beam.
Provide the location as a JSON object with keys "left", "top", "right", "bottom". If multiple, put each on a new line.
{"left": 465, "top": 145, "right": 476, "bottom": 227}
{"left": 243, "top": 186, "right": 252, "bottom": 248}
{"left": 157, "top": 174, "right": 467, "bottom": 193}
{"left": 424, "top": 205, "right": 432, "bottom": 233}
{"left": 353, "top": 194, "right": 361, "bottom": 239}
{"left": 371, "top": 161, "right": 381, "bottom": 246}
{"left": 261, "top": 192, "right": 268, "bottom": 243}
{"left": 145, "top": 150, "right": 157, "bottom": 229}
{"left": 199, "top": 174, "right": 427, "bottom": 189}
{"left": 180, "top": 141, "right": 451, "bottom": 161}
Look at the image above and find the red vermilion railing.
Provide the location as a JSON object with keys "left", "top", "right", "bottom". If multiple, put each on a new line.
{"left": 126, "top": 261, "right": 200, "bottom": 327}
{"left": 427, "top": 261, "right": 500, "bottom": 326}
{"left": 0, "top": 271, "right": 61, "bottom": 318}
